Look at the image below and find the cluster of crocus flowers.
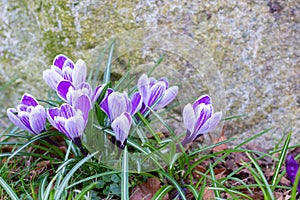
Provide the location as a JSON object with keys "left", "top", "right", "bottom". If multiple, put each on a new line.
{"left": 7, "top": 54, "right": 105, "bottom": 154}
{"left": 286, "top": 154, "right": 300, "bottom": 192}
{"left": 7, "top": 53, "right": 222, "bottom": 155}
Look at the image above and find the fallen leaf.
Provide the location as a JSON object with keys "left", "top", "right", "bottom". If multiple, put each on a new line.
{"left": 203, "top": 187, "right": 215, "bottom": 200}
{"left": 130, "top": 177, "right": 169, "bottom": 200}
{"left": 212, "top": 126, "right": 227, "bottom": 152}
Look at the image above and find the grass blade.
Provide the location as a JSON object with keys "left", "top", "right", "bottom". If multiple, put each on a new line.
{"left": 246, "top": 152, "right": 275, "bottom": 200}
{"left": 54, "top": 152, "right": 98, "bottom": 200}
{"left": 185, "top": 184, "right": 199, "bottom": 199}
{"left": 271, "top": 131, "right": 291, "bottom": 187}
{"left": 103, "top": 40, "right": 114, "bottom": 84}
{"left": 121, "top": 146, "right": 129, "bottom": 200}
{"left": 74, "top": 182, "right": 98, "bottom": 200}
{"left": 152, "top": 185, "right": 173, "bottom": 200}
{"left": 209, "top": 163, "right": 220, "bottom": 198}
{"left": 159, "top": 170, "right": 187, "bottom": 200}
{"left": 0, "top": 177, "right": 19, "bottom": 200}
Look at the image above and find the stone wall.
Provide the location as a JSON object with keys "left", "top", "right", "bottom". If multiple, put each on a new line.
{"left": 0, "top": 0, "right": 299, "bottom": 149}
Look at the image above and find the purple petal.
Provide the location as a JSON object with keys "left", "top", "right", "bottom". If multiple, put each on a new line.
{"left": 149, "top": 77, "right": 157, "bottom": 87}
{"left": 138, "top": 74, "right": 150, "bottom": 105}
{"left": 65, "top": 112, "right": 85, "bottom": 139}
{"left": 59, "top": 104, "right": 76, "bottom": 119}
{"left": 29, "top": 105, "right": 46, "bottom": 134}
{"left": 62, "top": 58, "right": 75, "bottom": 69}
{"left": 286, "top": 154, "right": 300, "bottom": 187}
{"left": 155, "top": 86, "right": 178, "bottom": 109}
{"left": 158, "top": 77, "right": 169, "bottom": 88}
{"left": 18, "top": 112, "right": 34, "bottom": 134}
{"left": 123, "top": 92, "right": 132, "bottom": 113}
{"left": 74, "top": 94, "right": 91, "bottom": 122}
{"left": 21, "top": 94, "right": 38, "bottom": 107}
{"left": 193, "top": 95, "right": 212, "bottom": 110}
{"left": 193, "top": 104, "right": 210, "bottom": 134}
{"left": 91, "top": 84, "right": 105, "bottom": 104}
{"left": 100, "top": 88, "right": 114, "bottom": 118}
{"left": 61, "top": 65, "right": 73, "bottom": 82}
{"left": 108, "top": 92, "right": 127, "bottom": 121}
{"left": 182, "top": 103, "right": 196, "bottom": 135}
{"left": 47, "top": 107, "right": 60, "bottom": 128}
{"left": 7, "top": 108, "right": 32, "bottom": 133}
{"left": 111, "top": 112, "right": 132, "bottom": 148}
{"left": 55, "top": 116, "right": 70, "bottom": 138}
{"left": 207, "top": 112, "right": 222, "bottom": 132}
{"left": 147, "top": 82, "right": 166, "bottom": 108}
{"left": 130, "top": 92, "right": 142, "bottom": 115}
{"left": 78, "top": 82, "right": 92, "bottom": 97}
{"left": 53, "top": 54, "right": 68, "bottom": 69}
{"left": 56, "top": 81, "right": 75, "bottom": 102}
{"left": 43, "top": 68, "right": 63, "bottom": 91}
{"left": 72, "top": 59, "right": 87, "bottom": 86}
{"left": 17, "top": 104, "right": 28, "bottom": 112}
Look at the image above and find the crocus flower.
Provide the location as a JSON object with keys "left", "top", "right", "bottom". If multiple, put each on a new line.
{"left": 47, "top": 94, "right": 91, "bottom": 149}
{"left": 43, "top": 54, "right": 87, "bottom": 91}
{"left": 56, "top": 80, "right": 105, "bottom": 105}
{"left": 100, "top": 90, "right": 142, "bottom": 148}
{"left": 180, "top": 95, "right": 222, "bottom": 146}
{"left": 286, "top": 154, "right": 300, "bottom": 192}
{"left": 7, "top": 93, "right": 46, "bottom": 135}
{"left": 137, "top": 73, "right": 178, "bottom": 115}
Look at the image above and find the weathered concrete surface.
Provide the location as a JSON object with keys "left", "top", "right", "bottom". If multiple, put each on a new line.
{"left": 0, "top": 0, "right": 299, "bottom": 149}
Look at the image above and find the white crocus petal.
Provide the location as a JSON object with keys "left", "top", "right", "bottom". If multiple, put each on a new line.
{"left": 155, "top": 86, "right": 178, "bottom": 109}
{"left": 7, "top": 108, "right": 32, "bottom": 133}
{"left": 108, "top": 92, "right": 127, "bottom": 122}
{"left": 137, "top": 74, "right": 150, "bottom": 105}
{"left": 207, "top": 112, "right": 222, "bottom": 132}
{"left": 72, "top": 59, "right": 87, "bottom": 86}
{"left": 147, "top": 82, "right": 166, "bottom": 107}
{"left": 74, "top": 94, "right": 92, "bottom": 122}
{"left": 54, "top": 116, "right": 70, "bottom": 138}
{"left": 43, "top": 68, "right": 63, "bottom": 91}
{"left": 29, "top": 105, "right": 46, "bottom": 134}
{"left": 182, "top": 103, "right": 196, "bottom": 135}
{"left": 130, "top": 92, "right": 142, "bottom": 115}
{"left": 111, "top": 112, "right": 132, "bottom": 147}
{"left": 65, "top": 111, "right": 85, "bottom": 139}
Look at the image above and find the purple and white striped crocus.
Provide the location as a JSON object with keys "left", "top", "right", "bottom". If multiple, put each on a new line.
{"left": 137, "top": 73, "right": 178, "bottom": 115}
{"left": 100, "top": 90, "right": 142, "bottom": 148}
{"left": 47, "top": 94, "right": 91, "bottom": 149}
{"left": 180, "top": 95, "right": 222, "bottom": 146}
{"left": 43, "top": 54, "right": 87, "bottom": 91}
{"left": 286, "top": 154, "right": 300, "bottom": 192}
{"left": 7, "top": 93, "right": 46, "bottom": 135}
{"left": 56, "top": 80, "right": 106, "bottom": 105}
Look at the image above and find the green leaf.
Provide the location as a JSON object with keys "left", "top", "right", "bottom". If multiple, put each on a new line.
{"left": 185, "top": 185, "right": 199, "bottom": 199}
{"left": 121, "top": 146, "right": 129, "bottom": 200}
{"left": 103, "top": 40, "right": 115, "bottom": 84}
{"left": 74, "top": 182, "right": 98, "bottom": 200}
{"left": 271, "top": 131, "right": 291, "bottom": 187}
{"left": 0, "top": 177, "right": 19, "bottom": 200}
{"left": 54, "top": 152, "right": 98, "bottom": 200}
{"left": 158, "top": 170, "right": 186, "bottom": 200}
{"left": 152, "top": 185, "right": 173, "bottom": 200}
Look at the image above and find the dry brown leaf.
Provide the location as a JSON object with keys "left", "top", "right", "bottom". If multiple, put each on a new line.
{"left": 212, "top": 126, "right": 227, "bottom": 152}
{"left": 130, "top": 177, "right": 168, "bottom": 200}
{"left": 203, "top": 187, "right": 215, "bottom": 200}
